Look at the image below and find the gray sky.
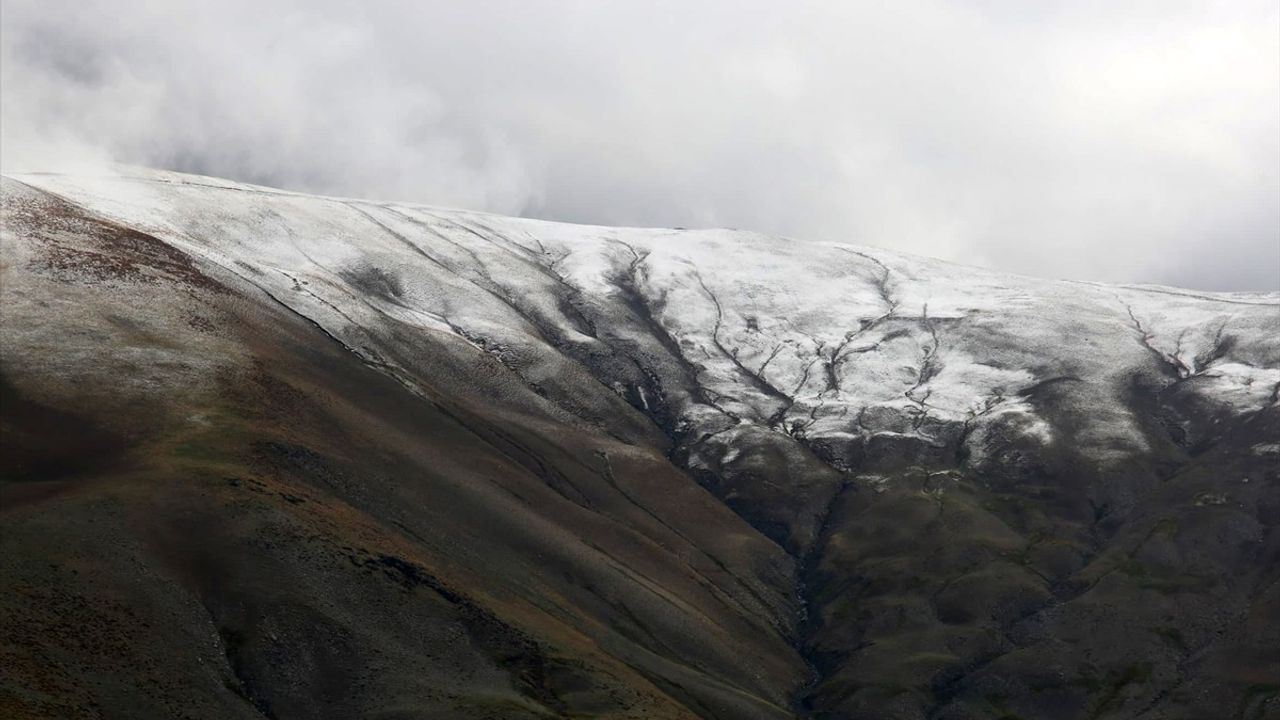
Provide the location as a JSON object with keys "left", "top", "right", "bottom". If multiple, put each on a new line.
{"left": 3, "top": 1, "right": 1277, "bottom": 291}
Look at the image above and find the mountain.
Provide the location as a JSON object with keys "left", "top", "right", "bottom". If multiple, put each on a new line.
{"left": 2, "top": 167, "right": 1278, "bottom": 720}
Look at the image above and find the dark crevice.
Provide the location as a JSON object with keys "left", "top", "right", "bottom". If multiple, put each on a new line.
{"left": 690, "top": 267, "right": 794, "bottom": 420}
{"left": 1123, "top": 302, "right": 1190, "bottom": 379}
{"left": 605, "top": 240, "right": 740, "bottom": 428}
{"left": 450, "top": 214, "right": 601, "bottom": 339}
{"left": 348, "top": 204, "right": 558, "bottom": 345}
{"left": 904, "top": 304, "right": 942, "bottom": 429}
{"left": 793, "top": 480, "right": 854, "bottom": 716}
{"left": 825, "top": 248, "right": 901, "bottom": 398}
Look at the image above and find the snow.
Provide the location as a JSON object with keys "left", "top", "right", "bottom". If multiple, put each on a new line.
{"left": 7, "top": 166, "right": 1279, "bottom": 471}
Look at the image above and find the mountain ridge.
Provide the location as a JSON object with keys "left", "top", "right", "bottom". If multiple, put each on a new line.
{"left": 2, "top": 167, "right": 1278, "bottom": 720}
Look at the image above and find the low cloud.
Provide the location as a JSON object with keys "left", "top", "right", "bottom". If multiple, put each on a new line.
{"left": 3, "top": 0, "right": 1276, "bottom": 290}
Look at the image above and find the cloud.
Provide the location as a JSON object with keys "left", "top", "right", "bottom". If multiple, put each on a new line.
{"left": 2, "top": 0, "right": 1276, "bottom": 290}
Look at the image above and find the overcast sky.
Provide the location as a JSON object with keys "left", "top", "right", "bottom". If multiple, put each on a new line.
{"left": 2, "top": 1, "right": 1277, "bottom": 290}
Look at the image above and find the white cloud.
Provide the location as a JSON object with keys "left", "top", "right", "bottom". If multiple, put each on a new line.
{"left": 2, "top": 0, "right": 1276, "bottom": 290}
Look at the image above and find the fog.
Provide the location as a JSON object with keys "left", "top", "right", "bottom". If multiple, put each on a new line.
{"left": 3, "top": 0, "right": 1277, "bottom": 290}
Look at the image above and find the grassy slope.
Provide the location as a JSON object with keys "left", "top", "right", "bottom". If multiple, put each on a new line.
{"left": 0, "top": 181, "right": 803, "bottom": 719}
{"left": 2, "top": 177, "right": 1277, "bottom": 720}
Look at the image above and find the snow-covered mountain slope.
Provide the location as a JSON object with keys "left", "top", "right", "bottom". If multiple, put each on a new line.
{"left": 2, "top": 167, "right": 1278, "bottom": 720}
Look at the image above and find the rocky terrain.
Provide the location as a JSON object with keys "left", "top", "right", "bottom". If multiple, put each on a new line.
{"left": 2, "top": 167, "right": 1278, "bottom": 719}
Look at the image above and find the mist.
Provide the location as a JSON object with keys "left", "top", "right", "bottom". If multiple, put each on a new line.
{"left": 2, "top": 0, "right": 1276, "bottom": 290}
